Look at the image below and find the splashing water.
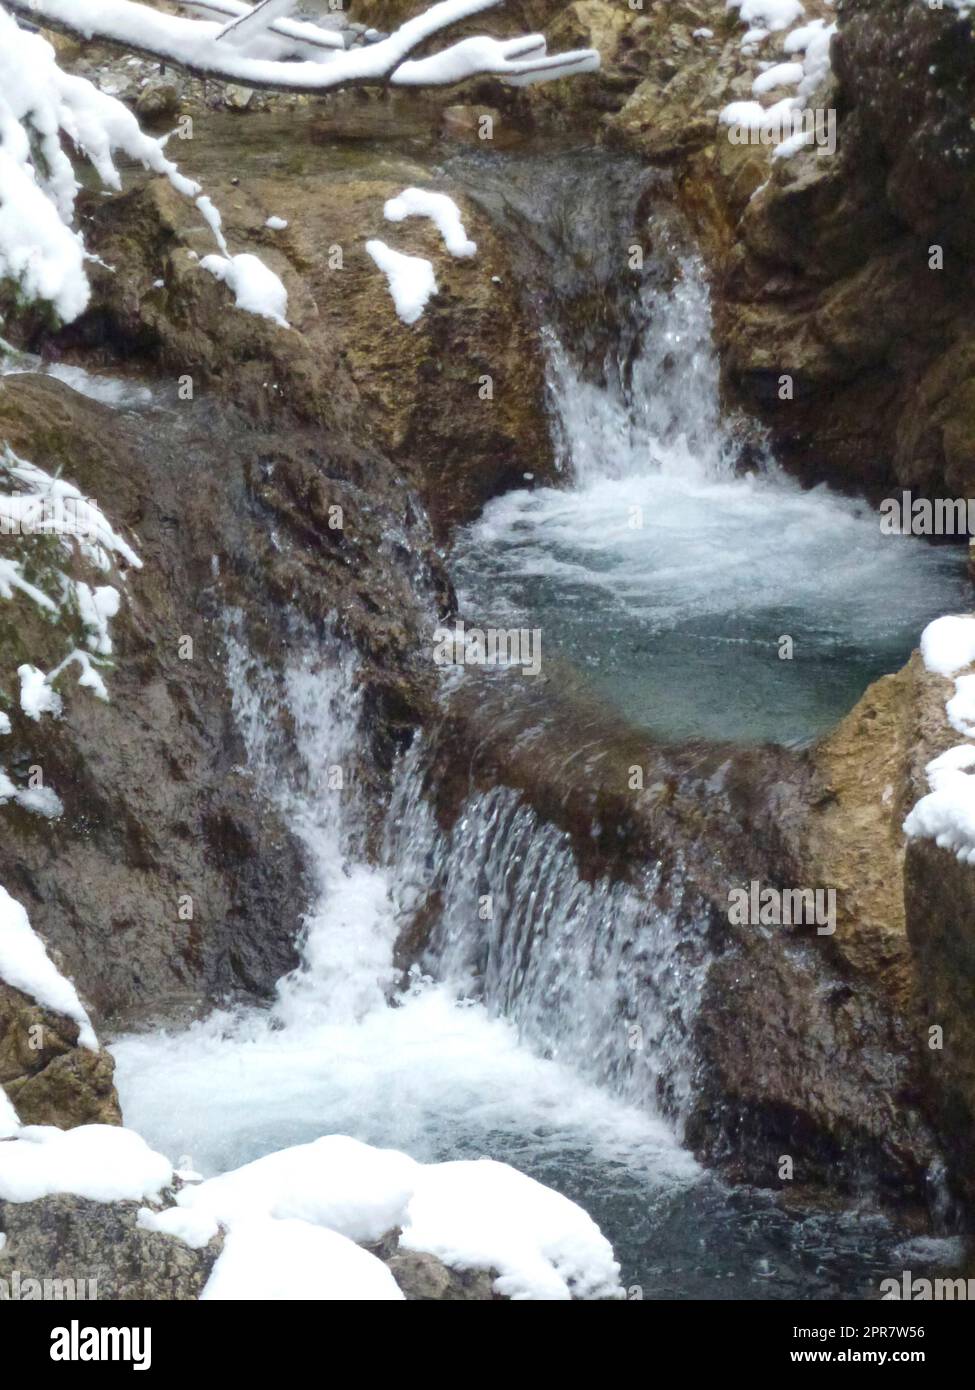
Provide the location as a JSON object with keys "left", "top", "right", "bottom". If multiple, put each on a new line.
{"left": 112, "top": 158, "right": 967, "bottom": 1297}
{"left": 112, "top": 620, "right": 954, "bottom": 1296}
{"left": 113, "top": 627, "right": 706, "bottom": 1284}
{"left": 454, "top": 240, "right": 968, "bottom": 746}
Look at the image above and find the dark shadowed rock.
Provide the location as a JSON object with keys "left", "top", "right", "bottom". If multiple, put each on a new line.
{"left": 708, "top": 0, "right": 975, "bottom": 499}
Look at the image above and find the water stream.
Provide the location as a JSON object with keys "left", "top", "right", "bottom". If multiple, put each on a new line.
{"left": 111, "top": 145, "right": 969, "bottom": 1298}
{"left": 447, "top": 151, "right": 970, "bottom": 746}
{"left": 111, "top": 621, "right": 962, "bottom": 1297}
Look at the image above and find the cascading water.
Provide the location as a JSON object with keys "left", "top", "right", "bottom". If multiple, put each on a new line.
{"left": 112, "top": 617, "right": 700, "bottom": 1270}
{"left": 111, "top": 616, "right": 964, "bottom": 1297}
{"left": 111, "top": 152, "right": 968, "bottom": 1297}
{"left": 450, "top": 157, "right": 970, "bottom": 746}
{"left": 384, "top": 758, "right": 706, "bottom": 1129}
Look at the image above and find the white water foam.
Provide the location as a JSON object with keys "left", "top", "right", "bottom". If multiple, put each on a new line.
{"left": 112, "top": 626, "right": 696, "bottom": 1195}
{"left": 454, "top": 251, "right": 967, "bottom": 744}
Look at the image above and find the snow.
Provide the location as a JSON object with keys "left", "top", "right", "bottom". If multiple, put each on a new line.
{"left": 383, "top": 188, "right": 477, "bottom": 258}
{"left": 51, "top": 649, "right": 110, "bottom": 703}
{"left": 76, "top": 583, "right": 121, "bottom": 657}
{"left": 947, "top": 674, "right": 975, "bottom": 737}
{"left": 183, "top": 0, "right": 347, "bottom": 55}
{"left": 789, "top": 20, "right": 836, "bottom": 104}
{"left": 8, "top": 1, "right": 598, "bottom": 91}
{"left": 195, "top": 194, "right": 230, "bottom": 257}
{"left": 0, "top": 0, "right": 595, "bottom": 323}
{"left": 904, "top": 616, "right": 975, "bottom": 862}
{"left": 201, "top": 1217, "right": 405, "bottom": 1300}
{"left": 0, "top": 766, "right": 62, "bottom": 818}
{"left": 0, "top": 885, "right": 97, "bottom": 1048}
{"left": 753, "top": 61, "right": 804, "bottom": 95}
{"left": 0, "top": 149, "right": 90, "bottom": 324}
{"left": 0, "top": 445, "right": 141, "bottom": 571}
{"left": 200, "top": 252, "right": 290, "bottom": 327}
{"left": 0, "top": 1124, "right": 172, "bottom": 1203}
{"left": 175, "top": 1135, "right": 419, "bottom": 1243}
{"left": 904, "top": 746, "right": 975, "bottom": 863}
{"left": 137, "top": 1203, "right": 222, "bottom": 1249}
{"left": 0, "top": 6, "right": 202, "bottom": 322}
{"left": 17, "top": 664, "right": 62, "bottom": 721}
{"left": 0, "top": 559, "right": 56, "bottom": 613}
{"left": 728, "top": 0, "right": 805, "bottom": 33}
{"left": 162, "top": 1132, "right": 622, "bottom": 1300}
{"left": 216, "top": 0, "right": 311, "bottom": 50}
{"left": 919, "top": 614, "right": 975, "bottom": 676}
{"left": 394, "top": 34, "right": 598, "bottom": 88}
{"left": 11, "top": 784, "right": 64, "bottom": 819}
{"left": 265, "top": 216, "right": 288, "bottom": 230}
{"left": 400, "top": 1158, "right": 622, "bottom": 1300}
{"left": 366, "top": 240, "right": 437, "bottom": 325}
{"left": 721, "top": 100, "right": 772, "bottom": 131}
{"left": 720, "top": 8, "right": 836, "bottom": 161}
{"left": 0, "top": 6, "right": 295, "bottom": 328}
{"left": 0, "top": 1084, "right": 19, "bottom": 1139}
{"left": 0, "top": 447, "right": 136, "bottom": 806}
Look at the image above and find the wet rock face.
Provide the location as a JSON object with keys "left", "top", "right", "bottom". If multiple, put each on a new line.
{"left": 0, "top": 103, "right": 556, "bottom": 1124}
{"left": 384, "top": 1249, "right": 499, "bottom": 1299}
{"left": 0, "top": 359, "right": 455, "bottom": 1028}
{"left": 688, "top": 928, "right": 938, "bottom": 1203}
{"left": 0, "top": 1195, "right": 222, "bottom": 1300}
{"left": 0, "top": 1201, "right": 500, "bottom": 1300}
{"left": 46, "top": 117, "right": 555, "bottom": 543}
{"left": 712, "top": 0, "right": 975, "bottom": 498}
{"left": 0, "top": 983, "right": 120, "bottom": 1129}
{"left": 363, "top": 1230, "right": 501, "bottom": 1298}
{"left": 451, "top": 0, "right": 975, "bottom": 503}
{"left": 0, "top": 375, "right": 308, "bottom": 1027}
{"left": 906, "top": 841, "right": 975, "bottom": 1215}
{"left": 400, "top": 661, "right": 942, "bottom": 1202}
{"left": 895, "top": 652, "right": 975, "bottom": 1216}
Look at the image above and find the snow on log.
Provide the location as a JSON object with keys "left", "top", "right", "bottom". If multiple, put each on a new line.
{"left": 3, "top": 0, "right": 599, "bottom": 93}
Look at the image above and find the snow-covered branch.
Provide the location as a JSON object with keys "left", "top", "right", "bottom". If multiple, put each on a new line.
{"left": 0, "top": 0, "right": 597, "bottom": 327}
{"left": 0, "top": 5, "right": 201, "bottom": 321}
{"left": 185, "top": 0, "right": 347, "bottom": 55}
{"left": 3, "top": 0, "right": 599, "bottom": 92}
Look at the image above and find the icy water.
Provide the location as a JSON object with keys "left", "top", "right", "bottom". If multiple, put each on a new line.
{"left": 113, "top": 641, "right": 962, "bottom": 1300}
{"left": 447, "top": 153, "right": 969, "bottom": 747}
{"left": 109, "top": 136, "right": 968, "bottom": 1298}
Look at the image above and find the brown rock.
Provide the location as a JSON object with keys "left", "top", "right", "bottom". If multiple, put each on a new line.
{"left": 0, "top": 980, "right": 121, "bottom": 1128}
{"left": 0, "top": 1195, "right": 222, "bottom": 1300}
{"left": 386, "top": 1250, "right": 500, "bottom": 1299}
{"left": 48, "top": 115, "right": 556, "bottom": 541}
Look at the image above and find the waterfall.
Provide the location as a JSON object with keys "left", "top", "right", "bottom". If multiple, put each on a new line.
{"left": 109, "top": 155, "right": 965, "bottom": 1295}
{"left": 384, "top": 751, "right": 707, "bottom": 1131}
{"left": 544, "top": 240, "right": 733, "bottom": 486}
{"left": 452, "top": 215, "right": 968, "bottom": 746}
{"left": 112, "top": 614, "right": 692, "bottom": 1190}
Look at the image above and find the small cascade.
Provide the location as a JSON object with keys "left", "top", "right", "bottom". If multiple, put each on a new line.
{"left": 384, "top": 753, "right": 707, "bottom": 1133}
{"left": 452, "top": 193, "right": 968, "bottom": 745}
{"left": 110, "top": 152, "right": 966, "bottom": 1298}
